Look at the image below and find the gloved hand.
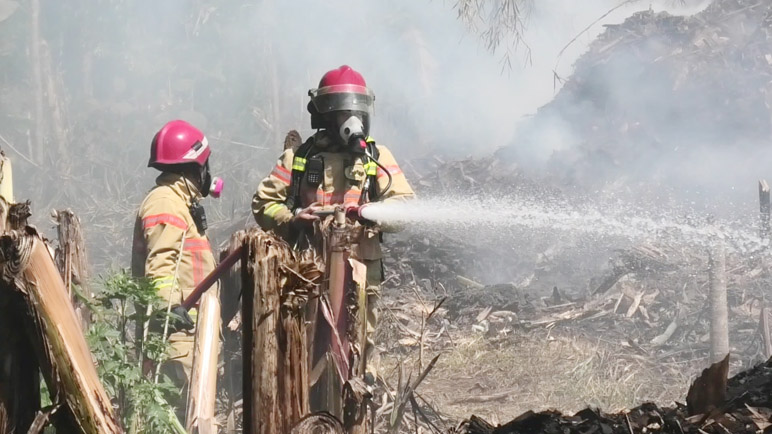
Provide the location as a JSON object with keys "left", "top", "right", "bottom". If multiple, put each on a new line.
{"left": 169, "top": 304, "right": 195, "bottom": 333}
{"left": 291, "top": 203, "right": 321, "bottom": 228}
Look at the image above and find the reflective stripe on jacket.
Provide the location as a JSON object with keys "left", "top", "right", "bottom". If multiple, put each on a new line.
{"left": 131, "top": 172, "right": 216, "bottom": 305}
{"left": 252, "top": 131, "right": 415, "bottom": 259}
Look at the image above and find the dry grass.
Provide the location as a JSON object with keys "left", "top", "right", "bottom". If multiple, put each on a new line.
{"left": 379, "top": 326, "right": 700, "bottom": 427}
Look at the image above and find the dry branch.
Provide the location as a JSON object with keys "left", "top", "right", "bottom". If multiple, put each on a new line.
{"left": 650, "top": 306, "right": 681, "bottom": 347}
{"left": 387, "top": 354, "right": 440, "bottom": 434}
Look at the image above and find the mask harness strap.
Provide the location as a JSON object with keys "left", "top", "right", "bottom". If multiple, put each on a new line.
{"left": 286, "top": 136, "right": 318, "bottom": 212}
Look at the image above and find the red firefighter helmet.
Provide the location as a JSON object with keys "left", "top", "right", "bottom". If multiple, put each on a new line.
{"left": 149, "top": 120, "right": 210, "bottom": 169}
{"left": 308, "top": 65, "right": 375, "bottom": 130}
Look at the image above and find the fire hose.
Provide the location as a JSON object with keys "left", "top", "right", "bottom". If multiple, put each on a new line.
{"left": 181, "top": 245, "right": 243, "bottom": 311}
{"left": 182, "top": 204, "right": 372, "bottom": 312}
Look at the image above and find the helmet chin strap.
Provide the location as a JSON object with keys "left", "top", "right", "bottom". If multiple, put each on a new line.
{"left": 175, "top": 163, "right": 206, "bottom": 199}
{"left": 182, "top": 174, "right": 198, "bottom": 202}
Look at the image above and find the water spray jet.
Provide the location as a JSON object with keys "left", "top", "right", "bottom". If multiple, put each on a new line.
{"left": 359, "top": 196, "right": 767, "bottom": 255}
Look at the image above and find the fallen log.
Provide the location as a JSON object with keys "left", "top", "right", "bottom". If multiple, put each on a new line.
{"left": 0, "top": 232, "right": 121, "bottom": 433}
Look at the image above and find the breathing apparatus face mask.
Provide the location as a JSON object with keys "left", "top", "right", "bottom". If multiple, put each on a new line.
{"left": 338, "top": 114, "right": 367, "bottom": 153}
{"left": 199, "top": 161, "right": 224, "bottom": 198}
{"left": 185, "top": 161, "right": 223, "bottom": 235}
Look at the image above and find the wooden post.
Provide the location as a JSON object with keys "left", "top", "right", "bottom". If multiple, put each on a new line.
{"left": 254, "top": 253, "right": 281, "bottom": 433}
{"left": 54, "top": 209, "right": 91, "bottom": 330}
{"left": 185, "top": 289, "right": 221, "bottom": 433}
{"left": 761, "top": 307, "right": 772, "bottom": 359}
{"left": 220, "top": 238, "right": 245, "bottom": 434}
{"left": 708, "top": 242, "right": 729, "bottom": 364}
{"left": 760, "top": 180, "right": 770, "bottom": 239}
{"left": 242, "top": 239, "right": 254, "bottom": 434}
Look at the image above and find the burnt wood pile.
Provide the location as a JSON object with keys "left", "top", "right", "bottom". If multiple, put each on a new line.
{"left": 456, "top": 355, "right": 772, "bottom": 434}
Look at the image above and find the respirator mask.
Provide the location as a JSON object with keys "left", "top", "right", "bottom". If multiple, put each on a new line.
{"left": 189, "top": 161, "right": 224, "bottom": 235}
{"left": 199, "top": 160, "right": 224, "bottom": 198}
{"left": 338, "top": 114, "right": 367, "bottom": 153}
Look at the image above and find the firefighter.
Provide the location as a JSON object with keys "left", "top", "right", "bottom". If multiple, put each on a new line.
{"left": 131, "top": 119, "right": 224, "bottom": 406}
{"left": 252, "top": 65, "right": 415, "bottom": 382}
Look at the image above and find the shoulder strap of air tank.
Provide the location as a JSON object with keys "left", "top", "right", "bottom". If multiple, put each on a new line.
{"left": 285, "top": 137, "right": 317, "bottom": 211}
{"left": 364, "top": 137, "right": 380, "bottom": 202}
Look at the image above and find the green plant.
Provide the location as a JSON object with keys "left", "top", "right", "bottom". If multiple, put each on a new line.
{"left": 85, "top": 270, "right": 186, "bottom": 434}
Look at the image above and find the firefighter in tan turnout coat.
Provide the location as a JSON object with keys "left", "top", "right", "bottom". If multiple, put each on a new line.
{"left": 132, "top": 120, "right": 224, "bottom": 403}
{"left": 252, "top": 65, "right": 415, "bottom": 381}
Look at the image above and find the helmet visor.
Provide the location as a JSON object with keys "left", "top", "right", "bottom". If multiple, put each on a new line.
{"left": 309, "top": 84, "right": 375, "bottom": 114}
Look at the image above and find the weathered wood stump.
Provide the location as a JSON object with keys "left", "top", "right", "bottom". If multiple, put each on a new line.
{"left": 242, "top": 228, "right": 322, "bottom": 434}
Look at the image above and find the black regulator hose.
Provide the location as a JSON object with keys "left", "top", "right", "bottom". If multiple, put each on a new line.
{"left": 369, "top": 155, "right": 392, "bottom": 200}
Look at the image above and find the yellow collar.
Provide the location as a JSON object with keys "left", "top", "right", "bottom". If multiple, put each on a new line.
{"left": 155, "top": 172, "right": 202, "bottom": 204}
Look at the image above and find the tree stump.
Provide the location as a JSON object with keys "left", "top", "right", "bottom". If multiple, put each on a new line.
{"left": 243, "top": 229, "right": 320, "bottom": 434}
